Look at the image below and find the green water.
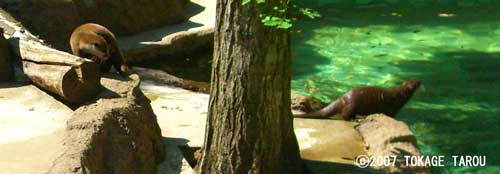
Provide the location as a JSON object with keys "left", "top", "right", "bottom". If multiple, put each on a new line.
{"left": 291, "top": 3, "right": 500, "bottom": 174}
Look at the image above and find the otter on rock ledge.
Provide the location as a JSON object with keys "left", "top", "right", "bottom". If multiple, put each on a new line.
{"left": 294, "top": 80, "right": 421, "bottom": 120}
{"left": 70, "top": 23, "right": 128, "bottom": 76}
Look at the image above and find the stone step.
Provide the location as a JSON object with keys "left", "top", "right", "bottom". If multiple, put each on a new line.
{"left": 118, "top": 0, "right": 215, "bottom": 63}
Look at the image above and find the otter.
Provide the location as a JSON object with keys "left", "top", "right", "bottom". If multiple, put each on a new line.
{"left": 294, "top": 80, "right": 421, "bottom": 120}
{"left": 70, "top": 23, "right": 128, "bottom": 76}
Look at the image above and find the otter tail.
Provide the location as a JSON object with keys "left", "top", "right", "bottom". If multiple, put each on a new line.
{"left": 293, "top": 100, "right": 340, "bottom": 119}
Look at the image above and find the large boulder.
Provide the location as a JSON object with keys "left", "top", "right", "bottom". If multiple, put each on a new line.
{"left": 355, "top": 114, "right": 429, "bottom": 174}
{"left": 49, "top": 74, "right": 166, "bottom": 174}
{"left": 0, "top": 28, "right": 13, "bottom": 81}
{"left": 1, "top": 0, "right": 189, "bottom": 51}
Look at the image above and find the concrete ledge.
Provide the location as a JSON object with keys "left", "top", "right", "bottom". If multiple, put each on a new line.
{"left": 119, "top": 0, "right": 215, "bottom": 63}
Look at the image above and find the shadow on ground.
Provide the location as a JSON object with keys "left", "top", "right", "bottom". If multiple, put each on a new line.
{"left": 158, "top": 137, "right": 189, "bottom": 174}
{"left": 135, "top": 48, "right": 213, "bottom": 83}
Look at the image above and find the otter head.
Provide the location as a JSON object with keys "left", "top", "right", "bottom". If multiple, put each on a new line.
{"left": 403, "top": 80, "right": 421, "bottom": 92}
{"left": 79, "top": 35, "right": 110, "bottom": 63}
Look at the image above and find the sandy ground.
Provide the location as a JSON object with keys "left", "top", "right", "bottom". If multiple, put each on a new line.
{"left": 0, "top": 84, "right": 70, "bottom": 174}
{"left": 0, "top": 85, "right": 71, "bottom": 144}
{"left": 0, "top": 132, "right": 65, "bottom": 174}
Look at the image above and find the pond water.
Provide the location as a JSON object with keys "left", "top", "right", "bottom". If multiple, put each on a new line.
{"left": 291, "top": 2, "right": 500, "bottom": 174}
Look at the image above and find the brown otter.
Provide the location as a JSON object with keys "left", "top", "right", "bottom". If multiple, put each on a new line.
{"left": 294, "top": 80, "right": 421, "bottom": 120}
{"left": 70, "top": 23, "right": 128, "bottom": 76}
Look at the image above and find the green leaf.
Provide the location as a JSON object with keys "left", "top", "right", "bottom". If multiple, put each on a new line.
{"left": 256, "top": 0, "right": 265, "bottom": 4}
{"left": 242, "top": 0, "right": 251, "bottom": 5}
{"left": 277, "top": 22, "right": 292, "bottom": 29}
{"left": 300, "top": 8, "right": 321, "bottom": 19}
{"left": 260, "top": 15, "right": 292, "bottom": 29}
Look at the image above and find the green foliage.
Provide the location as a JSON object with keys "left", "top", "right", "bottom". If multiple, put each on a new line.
{"left": 298, "top": 7, "right": 321, "bottom": 19}
{"left": 261, "top": 15, "right": 293, "bottom": 29}
{"left": 242, "top": 0, "right": 321, "bottom": 29}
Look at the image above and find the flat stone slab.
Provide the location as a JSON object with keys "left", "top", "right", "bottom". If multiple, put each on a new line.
{"left": 0, "top": 84, "right": 71, "bottom": 174}
{"left": 0, "top": 84, "right": 71, "bottom": 144}
{"left": 119, "top": 0, "right": 215, "bottom": 62}
{"left": 295, "top": 118, "right": 366, "bottom": 161}
{"left": 294, "top": 118, "right": 370, "bottom": 173}
{"left": 141, "top": 81, "right": 209, "bottom": 148}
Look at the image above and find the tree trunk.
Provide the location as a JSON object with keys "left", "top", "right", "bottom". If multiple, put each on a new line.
{"left": 198, "top": 0, "right": 307, "bottom": 173}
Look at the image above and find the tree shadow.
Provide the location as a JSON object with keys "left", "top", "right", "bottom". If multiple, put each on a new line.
{"left": 0, "top": 82, "right": 28, "bottom": 89}
{"left": 157, "top": 137, "right": 194, "bottom": 174}
{"left": 135, "top": 48, "right": 213, "bottom": 83}
{"left": 290, "top": 2, "right": 500, "bottom": 79}
{"left": 291, "top": 19, "right": 333, "bottom": 78}
{"left": 298, "top": 2, "right": 500, "bottom": 33}
{"left": 185, "top": 0, "right": 206, "bottom": 19}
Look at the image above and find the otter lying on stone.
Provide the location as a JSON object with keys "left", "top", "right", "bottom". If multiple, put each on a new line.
{"left": 294, "top": 80, "right": 421, "bottom": 120}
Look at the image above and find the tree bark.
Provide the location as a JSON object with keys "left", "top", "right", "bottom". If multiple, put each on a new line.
{"left": 198, "top": 0, "right": 307, "bottom": 173}
{"left": 10, "top": 39, "right": 100, "bottom": 103}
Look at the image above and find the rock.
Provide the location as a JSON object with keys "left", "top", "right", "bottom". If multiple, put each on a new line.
{"left": 0, "top": 28, "right": 14, "bottom": 82}
{"left": 355, "top": 114, "right": 429, "bottom": 174}
{"left": 1, "top": 0, "right": 189, "bottom": 51}
{"left": 49, "top": 74, "right": 165, "bottom": 174}
{"left": 122, "top": 27, "right": 214, "bottom": 63}
{"left": 291, "top": 93, "right": 325, "bottom": 113}
{"left": 134, "top": 67, "right": 210, "bottom": 93}
{"left": 118, "top": 0, "right": 215, "bottom": 63}
{"left": 294, "top": 119, "right": 372, "bottom": 174}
